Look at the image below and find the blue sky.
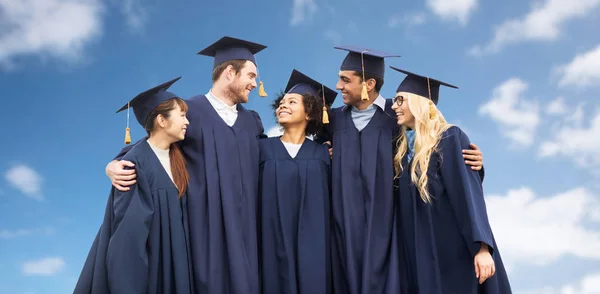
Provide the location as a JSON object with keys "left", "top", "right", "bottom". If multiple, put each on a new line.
{"left": 1, "top": 0, "right": 600, "bottom": 293}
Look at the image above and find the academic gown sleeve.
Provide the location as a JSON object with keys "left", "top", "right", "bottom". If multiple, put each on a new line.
{"left": 439, "top": 126, "right": 494, "bottom": 257}
{"left": 250, "top": 110, "right": 268, "bottom": 139}
{"left": 105, "top": 167, "right": 154, "bottom": 293}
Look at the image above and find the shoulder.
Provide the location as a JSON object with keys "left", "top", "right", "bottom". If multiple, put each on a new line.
{"left": 121, "top": 142, "right": 153, "bottom": 177}
{"left": 439, "top": 125, "right": 471, "bottom": 151}
{"left": 259, "top": 137, "right": 279, "bottom": 148}
{"left": 306, "top": 139, "right": 331, "bottom": 163}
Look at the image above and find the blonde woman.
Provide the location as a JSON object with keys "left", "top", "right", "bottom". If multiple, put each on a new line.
{"left": 390, "top": 67, "right": 511, "bottom": 294}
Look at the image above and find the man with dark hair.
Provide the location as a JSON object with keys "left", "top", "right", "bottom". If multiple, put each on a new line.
{"left": 317, "top": 46, "right": 484, "bottom": 294}
{"left": 104, "top": 36, "right": 267, "bottom": 294}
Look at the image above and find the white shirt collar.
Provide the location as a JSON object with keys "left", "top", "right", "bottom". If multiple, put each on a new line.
{"left": 351, "top": 94, "right": 386, "bottom": 112}
{"left": 206, "top": 90, "right": 238, "bottom": 113}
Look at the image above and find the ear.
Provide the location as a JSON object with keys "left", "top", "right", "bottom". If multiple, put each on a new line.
{"left": 366, "top": 78, "right": 377, "bottom": 92}
{"left": 225, "top": 65, "right": 235, "bottom": 80}
{"left": 156, "top": 114, "right": 167, "bottom": 128}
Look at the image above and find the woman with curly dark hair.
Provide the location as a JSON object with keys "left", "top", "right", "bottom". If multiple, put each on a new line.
{"left": 259, "top": 69, "right": 336, "bottom": 294}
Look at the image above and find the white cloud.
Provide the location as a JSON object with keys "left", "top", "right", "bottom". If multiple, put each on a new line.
{"left": 0, "top": 0, "right": 104, "bottom": 68}
{"left": 546, "top": 96, "right": 567, "bottom": 115}
{"left": 469, "top": 0, "right": 600, "bottom": 56}
{"left": 120, "top": 0, "right": 147, "bottom": 31}
{"left": 22, "top": 257, "right": 65, "bottom": 276}
{"left": 519, "top": 272, "right": 600, "bottom": 294}
{"left": 389, "top": 12, "right": 427, "bottom": 28}
{"left": 266, "top": 125, "right": 283, "bottom": 137}
{"left": 479, "top": 78, "right": 540, "bottom": 147}
{"left": 538, "top": 109, "right": 600, "bottom": 169}
{"left": 486, "top": 187, "right": 600, "bottom": 271}
{"left": 290, "top": 0, "right": 317, "bottom": 26}
{"left": 426, "top": 0, "right": 478, "bottom": 26}
{"left": 556, "top": 44, "right": 600, "bottom": 89}
{"left": 323, "top": 29, "right": 342, "bottom": 45}
{"left": 0, "top": 227, "right": 55, "bottom": 239}
{"left": 4, "top": 164, "right": 43, "bottom": 200}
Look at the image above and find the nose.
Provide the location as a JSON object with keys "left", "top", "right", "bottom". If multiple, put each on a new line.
{"left": 251, "top": 78, "right": 257, "bottom": 89}
{"left": 391, "top": 102, "right": 398, "bottom": 110}
{"left": 184, "top": 117, "right": 190, "bottom": 125}
{"left": 335, "top": 81, "right": 343, "bottom": 90}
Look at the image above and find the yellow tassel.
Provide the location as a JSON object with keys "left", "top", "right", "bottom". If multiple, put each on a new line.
{"left": 322, "top": 106, "right": 329, "bottom": 124}
{"left": 361, "top": 82, "right": 369, "bottom": 101}
{"left": 124, "top": 127, "right": 131, "bottom": 144}
{"left": 258, "top": 81, "right": 267, "bottom": 97}
{"left": 429, "top": 101, "right": 436, "bottom": 119}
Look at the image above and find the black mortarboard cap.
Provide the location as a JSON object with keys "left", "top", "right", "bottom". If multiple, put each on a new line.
{"left": 197, "top": 36, "right": 267, "bottom": 69}
{"left": 390, "top": 66, "right": 458, "bottom": 105}
{"left": 335, "top": 46, "right": 400, "bottom": 78}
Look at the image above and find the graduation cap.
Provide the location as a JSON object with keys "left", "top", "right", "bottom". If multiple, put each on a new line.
{"left": 335, "top": 46, "right": 400, "bottom": 101}
{"left": 390, "top": 66, "right": 458, "bottom": 105}
{"left": 198, "top": 36, "right": 268, "bottom": 97}
{"left": 116, "top": 76, "right": 182, "bottom": 144}
{"left": 284, "top": 69, "right": 338, "bottom": 124}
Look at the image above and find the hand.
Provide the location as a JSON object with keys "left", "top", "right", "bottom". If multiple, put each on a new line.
{"left": 462, "top": 143, "right": 483, "bottom": 171}
{"left": 106, "top": 160, "right": 137, "bottom": 191}
{"left": 324, "top": 141, "right": 333, "bottom": 158}
{"left": 474, "top": 248, "right": 495, "bottom": 284}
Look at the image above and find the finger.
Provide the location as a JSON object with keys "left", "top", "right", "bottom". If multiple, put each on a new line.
{"left": 462, "top": 149, "right": 481, "bottom": 155}
{"left": 469, "top": 143, "right": 479, "bottom": 150}
{"left": 121, "top": 160, "right": 136, "bottom": 167}
{"left": 471, "top": 166, "right": 482, "bottom": 171}
{"left": 491, "top": 263, "right": 496, "bottom": 276}
{"left": 116, "top": 169, "right": 137, "bottom": 176}
{"left": 113, "top": 184, "right": 130, "bottom": 191}
{"left": 465, "top": 160, "right": 482, "bottom": 166}
{"left": 474, "top": 261, "right": 480, "bottom": 278}
{"left": 462, "top": 154, "right": 482, "bottom": 161}
{"left": 115, "top": 180, "right": 136, "bottom": 187}
{"left": 115, "top": 174, "right": 137, "bottom": 181}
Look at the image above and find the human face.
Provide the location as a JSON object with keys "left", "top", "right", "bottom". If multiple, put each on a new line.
{"left": 275, "top": 93, "right": 309, "bottom": 127}
{"left": 391, "top": 92, "right": 415, "bottom": 129}
{"left": 163, "top": 103, "right": 189, "bottom": 141}
{"left": 336, "top": 70, "right": 362, "bottom": 106}
{"left": 228, "top": 60, "right": 258, "bottom": 104}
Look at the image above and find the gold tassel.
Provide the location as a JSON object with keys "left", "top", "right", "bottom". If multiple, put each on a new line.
{"left": 124, "top": 127, "right": 131, "bottom": 144}
{"left": 429, "top": 101, "right": 436, "bottom": 119}
{"left": 322, "top": 106, "right": 329, "bottom": 124}
{"left": 258, "top": 81, "right": 267, "bottom": 97}
{"left": 361, "top": 82, "right": 369, "bottom": 101}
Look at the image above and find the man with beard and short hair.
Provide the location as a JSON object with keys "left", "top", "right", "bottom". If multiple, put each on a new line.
{"left": 104, "top": 36, "right": 268, "bottom": 294}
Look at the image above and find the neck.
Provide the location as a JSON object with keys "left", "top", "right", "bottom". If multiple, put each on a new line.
{"left": 148, "top": 132, "right": 173, "bottom": 150}
{"left": 210, "top": 82, "right": 236, "bottom": 107}
{"left": 280, "top": 124, "right": 306, "bottom": 144}
{"left": 353, "top": 91, "right": 379, "bottom": 111}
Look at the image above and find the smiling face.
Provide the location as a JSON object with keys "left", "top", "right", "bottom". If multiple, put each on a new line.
{"left": 226, "top": 60, "right": 258, "bottom": 104}
{"left": 336, "top": 70, "right": 363, "bottom": 106}
{"left": 391, "top": 92, "right": 416, "bottom": 129}
{"left": 275, "top": 93, "right": 309, "bottom": 128}
{"left": 161, "top": 103, "right": 189, "bottom": 141}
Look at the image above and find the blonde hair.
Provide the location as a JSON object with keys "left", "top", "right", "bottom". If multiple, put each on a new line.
{"left": 393, "top": 93, "right": 452, "bottom": 203}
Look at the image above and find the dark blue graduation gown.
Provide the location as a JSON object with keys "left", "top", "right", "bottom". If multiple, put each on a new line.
{"left": 112, "top": 95, "right": 264, "bottom": 294}
{"left": 258, "top": 137, "right": 332, "bottom": 294}
{"left": 319, "top": 99, "right": 401, "bottom": 294}
{"left": 396, "top": 126, "right": 511, "bottom": 294}
{"left": 74, "top": 140, "right": 194, "bottom": 294}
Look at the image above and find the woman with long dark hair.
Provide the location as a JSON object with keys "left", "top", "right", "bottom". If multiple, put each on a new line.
{"left": 74, "top": 77, "right": 194, "bottom": 294}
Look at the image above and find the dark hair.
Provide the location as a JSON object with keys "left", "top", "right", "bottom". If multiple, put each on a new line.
{"left": 352, "top": 71, "right": 384, "bottom": 93}
{"left": 211, "top": 59, "right": 247, "bottom": 83}
{"left": 144, "top": 98, "right": 190, "bottom": 198}
{"left": 271, "top": 90, "right": 325, "bottom": 136}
